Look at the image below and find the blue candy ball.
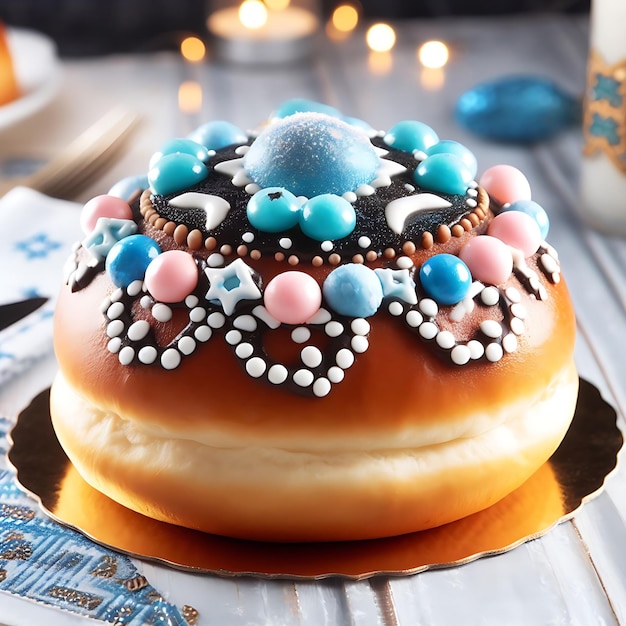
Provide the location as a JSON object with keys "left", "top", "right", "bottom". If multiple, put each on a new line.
{"left": 243, "top": 112, "right": 380, "bottom": 198}
{"left": 148, "top": 153, "right": 208, "bottom": 196}
{"left": 384, "top": 120, "right": 439, "bottom": 154}
{"left": 187, "top": 120, "right": 248, "bottom": 152}
{"left": 504, "top": 199, "right": 550, "bottom": 240}
{"left": 425, "top": 140, "right": 478, "bottom": 179}
{"left": 149, "top": 138, "right": 210, "bottom": 169}
{"left": 419, "top": 254, "right": 472, "bottom": 305}
{"left": 323, "top": 264, "right": 383, "bottom": 318}
{"left": 414, "top": 153, "right": 474, "bottom": 196}
{"left": 106, "top": 234, "right": 162, "bottom": 288}
{"left": 108, "top": 174, "right": 149, "bottom": 202}
{"left": 247, "top": 187, "right": 301, "bottom": 232}
{"left": 300, "top": 194, "right": 356, "bottom": 241}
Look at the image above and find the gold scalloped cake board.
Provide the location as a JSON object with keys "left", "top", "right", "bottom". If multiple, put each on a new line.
{"left": 7, "top": 378, "right": 623, "bottom": 580}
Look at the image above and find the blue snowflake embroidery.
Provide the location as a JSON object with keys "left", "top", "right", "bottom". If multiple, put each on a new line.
{"left": 589, "top": 113, "right": 620, "bottom": 146}
{"left": 591, "top": 73, "right": 623, "bottom": 107}
{"left": 14, "top": 233, "right": 62, "bottom": 260}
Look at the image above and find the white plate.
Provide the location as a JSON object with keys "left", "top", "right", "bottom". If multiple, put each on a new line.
{"left": 0, "top": 28, "right": 61, "bottom": 131}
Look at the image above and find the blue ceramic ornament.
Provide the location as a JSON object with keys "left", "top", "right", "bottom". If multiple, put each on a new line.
{"left": 384, "top": 120, "right": 439, "bottom": 154}
{"left": 187, "top": 120, "right": 247, "bottom": 152}
{"left": 149, "top": 138, "right": 210, "bottom": 169}
{"left": 504, "top": 199, "right": 550, "bottom": 240}
{"left": 148, "top": 153, "right": 208, "bottom": 196}
{"left": 425, "top": 140, "right": 478, "bottom": 179}
{"left": 414, "top": 153, "right": 474, "bottom": 195}
{"left": 455, "top": 75, "right": 580, "bottom": 143}
{"left": 323, "top": 264, "right": 383, "bottom": 318}
{"left": 300, "top": 194, "right": 356, "bottom": 241}
{"left": 420, "top": 254, "right": 472, "bottom": 305}
{"left": 247, "top": 187, "right": 301, "bottom": 232}
{"left": 106, "top": 234, "right": 161, "bottom": 288}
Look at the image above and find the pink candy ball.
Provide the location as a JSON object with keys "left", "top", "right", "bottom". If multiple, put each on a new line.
{"left": 479, "top": 165, "right": 531, "bottom": 205}
{"left": 144, "top": 250, "right": 198, "bottom": 303}
{"left": 488, "top": 211, "right": 542, "bottom": 257}
{"left": 459, "top": 235, "right": 513, "bottom": 286}
{"left": 81, "top": 195, "right": 133, "bottom": 234}
{"left": 264, "top": 271, "right": 322, "bottom": 325}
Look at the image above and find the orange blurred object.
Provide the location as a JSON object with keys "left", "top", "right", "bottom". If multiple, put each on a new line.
{"left": 0, "top": 21, "right": 20, "bottom": 106}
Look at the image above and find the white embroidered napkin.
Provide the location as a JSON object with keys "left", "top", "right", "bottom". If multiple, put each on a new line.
{"left": 0, "top": 187, "right": 82, "bottom": 385}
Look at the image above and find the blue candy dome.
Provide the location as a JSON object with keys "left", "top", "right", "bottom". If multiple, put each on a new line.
{"left": 243, "top": 113, "right": 380, "bottom": 198}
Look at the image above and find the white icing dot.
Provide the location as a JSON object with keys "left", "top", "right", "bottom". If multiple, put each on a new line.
{"left": 351, "top": 335, "right": 369, "bottom": 353}
{"left": 242, "top": 231, "right": 255, "bottom": 243}
{"left": 178, "top": 336, "right": 196, "bottom": 355}
{"left": 395, "top": 256, "right": 414, "bottom": 270}
{"left": 510, "top": 303, "right": 527, "bottom": 319}
{"left": 128, "top": 319, "right": 150, "bottom": 341}
{"left": 233, "top": 314, "right": 257, "bottom": 332}
{"left": 207, "top": 312, "right": 226, "bottom": 328}
{"left": 106, "top": 301, "right": 125, "bottom": 320}
{"left": 480, "top": 320, "right": 503, "bottom": 339}
{"left": 481, "top": 287, "right": 500, "bottom": 307}
{"left": 268, "top": 363, "right": 288, "bottom": 384}
{"left": 451, "top": 344, "right": 471, "bottom": 365}
{"left": 313, "top": 377, "right": 332, "bottom": 397}
{"left": 307, "top": 308, "right": 332, "bottom": 325}
{"left": 552, "top": 272, "right": 561, "bottom": 284}
{"left": 419, "top": 321, "right": 438, "bottom": 340}
{"left": 152, "top": 303, "right": 173, "bottom": 323}
{"left": 292, "top": 327, "right": 311, "bottom": 343}
{"left": 468, "top": 340, "right": 485, "bottom": 360}
{"left": 327, "top": 366, "right": 345, "bottom": 383}
{"left": 351, "top": 318, "right": 370, "bottom": 336}
{"left": 388, "top": 301, "right": 404, "bottom": 316}
{"left": 510, "top": 317, "right": 525, "bottom": 335}
{"left": 252, "top": 305, "right": 280, "bottom": 329}
{"left": 245, "top": 183, "right": 261, "bottom": 195}
{"left": 118, "top": 346, "right": 135, "bottom": 365}
{"left": 138, "top": 345, "right": 157, "bottom": 364}
{"left": 185, "top": 294, "right": 199, "bottom": 308}
{"left": 100, "top": 298, "right": 112, "bottom": 314}
{"left": 293, "top": 368, "right": 314, "bottom": 387}
{"left": 413, "top": 149, "right": 427, "bottom": 161}
{"left": 161, "top": 348, "right": 182, "bottom": 370}
{"left": 194, "top": 325, "right": 213, "bottom": 342}
{"left": 325, "top": 321, "right": 344, "bottom": 338}
{"left": 127, "top": 280, "right": 143, "bottom": 297}
{"left": 505, "top": 287, "right": 521, "bottom": 303}
{"left": 235, "top": 342, "right": 254, "bottom": 359}
{"left": 466, "top": 198, "right": 477, "bottom": 208}
{"left": 110, "top": 288, "right": 124, "bottom": 302}
{"left": 538, "top": 285, "right": 548, "bottom": 300}
{"left": 336, "top": 348, "right": 355, "bottom": 369}
{"left": 235, "top": 145, "right": 249, "bottom": 155}
{"left": 107, "top": 337, "right": 122, "bottom": 353}
{"left": 106, "top": 319, "right": 124, "bottom": 338}
{"left": 207, "top": 253, "right": 225, "bottom": 267}
{"left": 419, "top": 299, "right": 438, "bottom": 318}
{"left": 436, "top": 331, "right": 456, "bottom": 350}
{"left": 279, "top": 238, "right": 292, "bottom": 249}
{"left": 189, "top": 307, "right": 207, "bottom": 323}
{"left": 404, "top": 183, "right": 415, "bottom": 192}
{"left": 246, "top": 356, "right": 267, "bottom": 378}
{"left": 405, "top": 309, "right": 423, "bottom": 328}
{"left": 301, "top": 345, "right": 323, "bottom": 368}
{"left": 225, "top": 330, "right": 242, "bottom": 345}
{"left": 541, "top": 253, "right": 559, "bottom": 274}
{"left": 485, "top": 343, "right": 504, "bottom": 362}
{"left": 321, "top": 240, "right": 334, "bottom": 252}
{"left": 502, "top": 333, "right": 518, "bottom": 353}
{"left": 358, "top": 236, "right": 371, "bottom": 249}
{"left": 140, "top": 295, "right": 152, "bottom": 309}
{"left": 342, "top": 191, "right": 357, "bottom": 203}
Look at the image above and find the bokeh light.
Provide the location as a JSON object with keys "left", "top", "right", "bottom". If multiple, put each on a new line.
{"left": 333, "top": 4, "right": 359, "bottom": 32}
{"left": 265, "top": 0, "right": 291, "bottom": 9}
{"left": 178, "top": 81, "right": 203, "bottom": 115}
{"left": 239, "top": 0, "right": 268, "bottom": 29}
{"left": 366, "top": 23, "right": 396, "bottom": 52}
{"left": 418, "top": 40, "right": 449, "bottom": 69}
{"left": 180, "top": 36, "right": 206, "bottom": 63}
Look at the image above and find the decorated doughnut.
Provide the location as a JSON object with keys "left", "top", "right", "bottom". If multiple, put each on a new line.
{"left": 51, "top": 100, "right": 578, "bottom": 542}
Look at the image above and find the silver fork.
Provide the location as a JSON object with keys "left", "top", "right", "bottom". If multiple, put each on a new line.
{"left": 0, "top": 107, "right": 140, "bottom": 200}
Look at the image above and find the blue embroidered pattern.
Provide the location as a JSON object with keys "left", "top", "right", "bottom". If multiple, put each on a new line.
{"left": 13, "top": 233, "right": 62, "bottom": 260}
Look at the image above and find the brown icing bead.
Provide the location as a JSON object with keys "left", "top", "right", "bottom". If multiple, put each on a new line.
{"left": 250, "top": 250, "right": 262, "bottom": 260}
{"left": 328, "top": 253, "right": 341, "bottom": 265}
{"left": 352, "top": 254, "right": 364, "bottom": 264}
{"left": 187, "top": 229, "right": 203, "bottom": 250}
{"left": 237, "top": 245, "right": 248, "bottom": 256}
{"left": 163, "top": 222, "right": 176, "bottom": 236}
{"left": 174, "top": 224, "right": 189, "bottom": 245}
{"left": 421, "top": 232, "right": 434, "bottom": 249}
{"left": 153, "top": 217, "right": 167, "bottom": 230}
{"left": 288, "top": 255, "right": 300, "bottom": 266}
{"left": 147, "top": 213, "right": 160, "bottom": 226}
{"left": 451, "top": 224, "right": 464, "bottom": 238}
{"left": 365, "top": 250, "right": 378, "bottom": 262}
{"left": 274, "top": 252, "right": 285, "bottom": 261}
{"left": 312, "top": 256, "right": 324, "bottom": 267}
{"left": 468, "top": 212, "right": 480, "bottom": 227}
{"left": 402, "top": 241, "right": 416, "bottom": 255}
{"left": 144, "top": 209, "right": 157, "bottom": 221}
{"left": 220, "top": 244, "right": 233, "bottom": 256}
{"left": 436, "top": 225, "right": 451, "bottom": 243}
{"left": 460, "top": 218, "right": 472, "bottom": 231}
{"left": 475, "top": 207, "right": 485, "bottom": 220}
{"left": 205, "top": 237, "right": 217, "bottom": 250}
{"left": 383, "top": 248, "right": 396, "bottom": 259}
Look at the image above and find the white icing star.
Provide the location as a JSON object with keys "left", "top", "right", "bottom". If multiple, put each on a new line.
{"left": 169, "top": 192, "right": 231, "bottom": 230}
{"left": 385, "top": 193, "right": 453, "bottom": 235}
{"left": 82, "top": 218, "right": 137, "bottom": 261}
{"left": 204, "top": 258, "right": 261, "bottom": 316}
{"left": 374, "top": 268, "right": 418, "bottom": 305}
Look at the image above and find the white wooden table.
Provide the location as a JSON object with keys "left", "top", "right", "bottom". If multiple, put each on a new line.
{"left": 2, "top": 12, "right": 626, "bottom": 626}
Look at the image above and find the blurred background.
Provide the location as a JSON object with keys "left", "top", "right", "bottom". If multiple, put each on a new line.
{"left": 0, "top": 0, "right": 590, "bottom": 57}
